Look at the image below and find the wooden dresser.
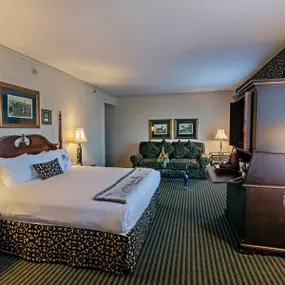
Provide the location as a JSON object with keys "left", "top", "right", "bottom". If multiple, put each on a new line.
{"left": 225, "top": 153, "right": 285, "bottom": 255}
{"left": 217, "top": 78, "right": 285, "bottom": 255}
{"left": 208, "top": 152, "right": 285, "bottom": 255}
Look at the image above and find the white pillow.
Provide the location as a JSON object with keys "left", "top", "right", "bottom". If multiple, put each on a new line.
{"left": 48, "top": 148, "right": 72, "bottom": 172}
{"left": 0, "top": 154, "right": 33, "bottom": 186}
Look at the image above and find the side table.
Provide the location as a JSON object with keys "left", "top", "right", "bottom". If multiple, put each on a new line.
{"left": 209, "top": 152, "right": 231, "bottom": 166}
{"left": 72, "top": 164, "right": 96, "bottom": 167}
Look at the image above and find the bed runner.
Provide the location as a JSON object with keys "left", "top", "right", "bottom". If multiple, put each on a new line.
{"left": 94, "top": 168, "right": 151, "bottom": 204}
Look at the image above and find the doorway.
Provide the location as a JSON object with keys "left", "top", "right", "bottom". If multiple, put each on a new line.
{"left": 105, "top": 103, "right": 116, "bottom": 167}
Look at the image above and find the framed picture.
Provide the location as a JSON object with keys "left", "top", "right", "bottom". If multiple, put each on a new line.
{"left": 149, "top": 119, "right": 172, "bottom": 139}
{"left": 41, "top": 109, "right": 52, "bottom": 125}
{"left": 174, "top": 118, "right": 198, "bottom": 139}
{"left": 0, "top": 82, "right": 40, "bottom": 128}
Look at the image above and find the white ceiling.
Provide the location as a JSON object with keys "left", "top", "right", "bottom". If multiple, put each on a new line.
{"left": 0, "top": 0, "right": 285, "bottom": 96}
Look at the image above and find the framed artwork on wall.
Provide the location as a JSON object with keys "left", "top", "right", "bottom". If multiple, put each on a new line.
{"left": 0, "top": 82, "right": 40, "bottom": 128}
{"left": 41, "top": 109, "right": 52, "bottom": 125}
{"left": 149, "top": 119, "right": 172, "bottom": 139}
{"left": 174, "top": 118, "right": 198, "bottom": 139}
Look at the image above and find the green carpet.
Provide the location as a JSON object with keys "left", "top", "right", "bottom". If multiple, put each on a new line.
{"left": 1, "top": 179, "right": 285, "bottom": 285}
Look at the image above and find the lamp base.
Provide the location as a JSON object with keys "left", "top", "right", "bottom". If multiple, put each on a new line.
{"left": 77, "top": 143, "right": 83, "bottom": 165}
{"left": 218, "top": 140, "right": 224, "bottom": 154}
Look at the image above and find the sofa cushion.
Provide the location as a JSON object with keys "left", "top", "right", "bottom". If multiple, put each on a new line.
{"left": 158, "top": 139, "right": 174, "bottom": 156}
{"left": 171, "top": 140, "right": 190, "bottom": 158}
{"left": 184, "top": 140, "right": 203, "bottom": 158}
{"left": 193, "top": 141, "right": 205, "bottom": 153}
{"left": 138, "top": 158, "right": 161, "bottom": 169}
{"left": 170, "top": 158, "right": 200, "bottom": 170}
{"left": 139, "top": 141, "right": 160, "bottom": 159}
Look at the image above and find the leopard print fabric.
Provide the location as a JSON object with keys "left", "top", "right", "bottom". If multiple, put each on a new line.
{"left": 0, "top": 188, "right": 160, "bottom": 274}
{"left": 32, "top": 158, "right": 63, "bottom": 180}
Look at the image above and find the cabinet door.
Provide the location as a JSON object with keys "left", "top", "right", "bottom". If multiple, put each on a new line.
{"left": 229, "top": 99, "right": 244, "bottom": 147}
{"left": 226, "top": 183, "right": 246, "bottom": 240}
{"left": 245, "top": 187, "right": 285, "bottom": 249}
{"left": 242, "top": 89, "right": 258, "bottom": 153}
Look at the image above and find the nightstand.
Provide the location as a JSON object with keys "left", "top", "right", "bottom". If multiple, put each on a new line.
{"left": 72, "top": 163, "right": 96, "bottom": 167}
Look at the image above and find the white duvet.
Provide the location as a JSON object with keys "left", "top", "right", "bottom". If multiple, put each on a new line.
{"left": 0, "top": 166, "right": 160, "bottom": 235}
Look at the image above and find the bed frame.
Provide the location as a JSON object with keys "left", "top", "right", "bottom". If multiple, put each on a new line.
{"left": 0, "top": 111, "right": 159, "bottom": 274}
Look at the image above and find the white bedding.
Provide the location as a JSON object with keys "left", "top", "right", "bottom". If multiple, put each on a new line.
{"left": 0, "top": 166, "right": 160, "bottom": 235}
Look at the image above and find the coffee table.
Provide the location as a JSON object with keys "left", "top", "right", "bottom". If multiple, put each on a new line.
{"left": 157, "top": 165, "right": 189, "bottom": 190}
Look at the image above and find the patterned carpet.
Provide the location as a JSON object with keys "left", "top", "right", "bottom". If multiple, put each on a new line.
{"left": 0, "top": 178, "right": 285, "bottom": 285}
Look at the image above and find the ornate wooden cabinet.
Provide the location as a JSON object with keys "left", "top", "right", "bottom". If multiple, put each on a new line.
{"left": 226, "top": 153, "right": 285, "bottom": 255}
{"left": 210, "top": 78, "right": 285, "bottom": 255}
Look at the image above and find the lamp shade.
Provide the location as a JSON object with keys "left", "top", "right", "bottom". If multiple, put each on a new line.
{"left": 214, "top": 129, "right": 228, "bottom": 140}
{"left": 74, "top": 128, "right": 88, "bottom": 143}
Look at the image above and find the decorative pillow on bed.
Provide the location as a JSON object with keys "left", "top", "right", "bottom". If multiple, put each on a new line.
{"left": 28, "top": 152, "right": 55, "bottom": 179}
{"left": 0, "top": 154, "right": 33, "bottom": 186}
{"left": 28, "top": 148, "right": 72, "bottom": 177}
{"left": 32, "top": 158, "right": 64, "bottom": 180}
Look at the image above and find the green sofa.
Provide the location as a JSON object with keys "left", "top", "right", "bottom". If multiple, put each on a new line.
{"left": 130, "top": 140, "right": 209, "bottom": 179}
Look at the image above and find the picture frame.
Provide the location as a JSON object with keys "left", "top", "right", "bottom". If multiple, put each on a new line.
{"left": 0, "top": 82, "right": 40, "bottom": 128}
{"left": 149, "top": 119, "right": 172, "bottom": 140}
{"left": 41, "top": 109, "right": 52, "bottom": 125}
{"left": 174, "top": 118, "right": 198, "bottom": 139}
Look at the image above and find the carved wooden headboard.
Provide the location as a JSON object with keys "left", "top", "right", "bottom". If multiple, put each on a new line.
{"left": 0, "top": 111, "right": 63, "bottom": 158}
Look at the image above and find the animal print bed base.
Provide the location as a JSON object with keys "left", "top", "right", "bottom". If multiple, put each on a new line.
{"left": 0, "top": 188, "right": 160, "bottom": 275}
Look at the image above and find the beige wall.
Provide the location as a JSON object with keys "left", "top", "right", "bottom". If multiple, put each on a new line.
{"left": 0, "top": 46, "right": 117, "bottom": 166}
{"left": 109, "top": 91, "right": 233, "bottom": 167}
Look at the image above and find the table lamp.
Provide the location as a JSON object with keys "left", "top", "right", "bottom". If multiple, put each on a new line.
{"left": 74, "top": 128, "right": 88, "bottom": 165}
{"left": 214, "top": 129, "right": 228, "bottom": 153}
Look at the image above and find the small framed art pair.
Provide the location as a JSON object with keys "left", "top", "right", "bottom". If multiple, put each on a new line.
{"left": 149, "top": 118, "right": 198, "bottom": 140}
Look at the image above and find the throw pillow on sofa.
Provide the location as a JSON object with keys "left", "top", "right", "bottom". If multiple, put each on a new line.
{"left": 158, "top": 139, "right": 174, "bottom": 156}
{"left": 172, "top": 140, "right": 190, "bottom": 158}
{"left": 184, "top": 140, "right": 203, "bottom": 158}
{"left": 139, "top": 141, "right": 160, "bottom": 158}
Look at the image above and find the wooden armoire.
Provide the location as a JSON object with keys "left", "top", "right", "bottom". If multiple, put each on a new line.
{"left": 226, "top": 79, "right": 285, "bottom": 255}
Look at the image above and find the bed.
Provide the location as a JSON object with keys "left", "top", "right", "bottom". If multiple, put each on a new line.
{"left": 0, "top": 112, "right": 160, "bottom": 274}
